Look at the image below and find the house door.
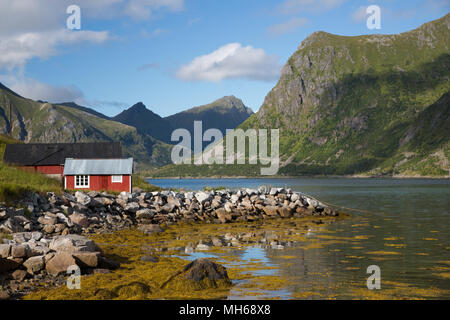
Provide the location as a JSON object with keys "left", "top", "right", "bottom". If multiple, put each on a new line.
{"left": 101, "top": 176, "right": 109, "bottom": 191}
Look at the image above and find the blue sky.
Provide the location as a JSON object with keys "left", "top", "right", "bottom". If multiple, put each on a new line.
{"left": 0, "top": 0, "right": 448, "bottom": 117}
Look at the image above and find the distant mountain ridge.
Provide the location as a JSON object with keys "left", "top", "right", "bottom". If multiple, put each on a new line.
{"left": 165, "top": 96, "right": 253, "bottom": 139}
{"left": 112, "top": 102, "right": 174, "bottom": 143}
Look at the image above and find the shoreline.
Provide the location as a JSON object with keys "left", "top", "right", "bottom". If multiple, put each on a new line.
{"left": 147, "top": 175, "right": 450, "bottom": 180}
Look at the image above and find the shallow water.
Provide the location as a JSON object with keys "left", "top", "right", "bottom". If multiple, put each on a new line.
{"left": 149, "top": 178, "right": 450, "bottom": 299}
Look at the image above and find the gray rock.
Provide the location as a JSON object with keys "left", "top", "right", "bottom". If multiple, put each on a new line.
{"left": 195, "top": 192, "right": 210, "bottom": 204}
{"left": 49, "top": 234, "right": 97, "bottom": 253}
{"left": 75, "top": 191, "right": 91, "bottom": 206}
{"left": 124, "top": 202, "right": 140, "bottom": 213}
{"left": 0, "top": 244, "right": 11, "bottom": 258}
{"left": 136, "top": 209, "right": 154, "bottom": 220}
{"left": 23, "top": 255, "right": 45, "bottom": 274}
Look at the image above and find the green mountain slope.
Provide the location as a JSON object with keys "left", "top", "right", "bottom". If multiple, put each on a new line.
{"left": 0, "top": 85, "right": 172, "bottom": 170}
{"left": 152, "top": 14, "right": 450, "bottom": 177}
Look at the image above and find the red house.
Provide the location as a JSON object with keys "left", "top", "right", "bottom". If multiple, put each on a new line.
{"left": 2, "top": 142, "right": 122, "bottom": 179}
{"left": 63, "top": 158, "right": 134, "bottom": 193}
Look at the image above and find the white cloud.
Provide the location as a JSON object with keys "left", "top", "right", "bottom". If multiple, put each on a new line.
{"left": 125, "top": 0, "right": 184, "bottom": 20}
{"left": 267, "top": 17, "right": 308, "bottom": 36}
{"left": 0, "top": 75, "right": 86, "bottom": 104}
{"left": 352, "top": 6, "right": 368, "bottom": 22}
{"left": 176, "top": 43, "right": 281, "bottom": 82}
{"left": 277, "top": 0, "right": 346, "bottom": 14}
{"left": 0, "top": 29, "right": 110, "bottom": 70}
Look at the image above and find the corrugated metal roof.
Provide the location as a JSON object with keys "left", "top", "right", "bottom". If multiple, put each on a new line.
{"left": 63, "top": 158, "right": 133, "bottom": 175}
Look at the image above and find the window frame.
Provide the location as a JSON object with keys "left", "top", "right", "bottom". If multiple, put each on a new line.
{"left": 111, "top": 175, "right": 123, "bottom": 183}
{"left": 75, "top": 175, "right": 90, "bottom": 188}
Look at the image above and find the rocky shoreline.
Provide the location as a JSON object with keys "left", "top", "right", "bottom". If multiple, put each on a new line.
{"left": 1, "top": 187, "right": 340, "bottom": 299}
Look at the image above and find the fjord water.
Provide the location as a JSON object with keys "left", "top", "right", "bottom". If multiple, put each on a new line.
{"left": 148, "top": 178, "right": 450, "bottom": 299}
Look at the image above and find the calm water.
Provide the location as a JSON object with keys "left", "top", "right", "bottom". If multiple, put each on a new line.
{"left": 148, "top": 178, "right": 450, "bottom": 299}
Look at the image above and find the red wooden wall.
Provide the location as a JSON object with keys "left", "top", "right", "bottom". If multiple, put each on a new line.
{"left": 20, "top": 165, "right": 64, "bottom": 175}
{"left": 65, "top": 175, "right": 131, "bottom": 192}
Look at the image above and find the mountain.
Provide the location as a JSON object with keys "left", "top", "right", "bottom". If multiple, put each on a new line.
{"left": 165, "top": 96, "right": 253, "bottom": 139}
{"left": 113, "top": 96, "right": 253, "bottom": 145}
{"left": 112, "top": 102, "right": 173, "bottom": 143}
{"left": 240, "top": 13, "right": 450, "bottom": 177}
{"left": 58, "top": 102, "right": 110, "bottom": 120}
{"left": 152, "top": 14, "right": 450, "bottom": 177}
{"left": 0, "top": 84, "right": 172, "bottom": 170}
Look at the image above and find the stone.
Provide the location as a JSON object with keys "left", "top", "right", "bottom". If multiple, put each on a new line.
{"left": 138, "top": 224, "right": 164, "bottom": 234}
{"left": 278, "top": 206, "right": 292, "bottom": 218}
{"left": 11, "top": 245, "right": 28, "bottom": 258}
{"left": 135, "top": 209, "right": 154, "bottom": 220}
{"left": 211, "top": 237, "right": 223, "bottom": 247}
{"left": 69, "top": 213, "right": 89, "bottom": 228}
{"left": 11, "top": 269, "right": 29, "bottom": 282}
{"left": 195, "top": 192, "right": 210, "bottom": 204}
{"left": 124, "top": 202, "right": 140, "bottom": 213}
{"left": 196, "top": 243, "right": 210, "bottom": 251}
{"left": 216, "top": 208, "right": 232, "bottom": 223}
{"left": 263, "top": 206, "right": 279, "bottom": 217}
{"left": 75, "top": 191, "right": 91, "bottom": 206}
{"left": 0, "top": 218, "right": 23, "bottom": 233}
{"left": 43, "top": 225, "right": 55, "bottom": 234}
{"left": 72, "top": 252, "right": 100, "bottom": 268}
{"left": 49, "top": 234, "right": 97, "bottom": 253}
{"left": 23, "top": 255, "right": 45, "bottom": 274}
{"left": 46, "top": 253, "right": 77, "bottom": 275}
{"left": 182, "top": 258, "right": 231, "bottom": 283}
{"left": 0, "top": 244, "right": 11, "bottom": 258}
{"left": 37, "top": 216, "right": 57, "bottom": 225}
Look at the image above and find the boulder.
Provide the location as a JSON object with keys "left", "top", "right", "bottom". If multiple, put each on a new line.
{"left": 11, "top": 244, "right": 28, "bottom": 258}
{"left": 195, "top": 192, "right": 210, "bottom": 204}
{"left": 0, "top": 244, "right": 11, "bottom": 258}
{"left": 69, "top": 213, "right": 89, "bottom": 228}
{"left": 75, "top": 191, "right": 91, "bottom": 206}
{"left": 72, "top": 252, "right": 100, "bottom": 268}
{"left": 216, "top": 208, "right": 232, "bottom": 223}
{"left": 183, "top": 258, "right": 231, "bottom": 283}
{"left": 23, "top": 255, "right": 45, "bottom": 274}
{"left": 124, "top": 202, "right": 140, "bottom": 213}
{"left": 136, "top": 209, "right": 154, "bottom": 220}
{"left": 46, "top": 253, "right": 77, "bottom": 275}
{"left": 11, "top": 269, "right": 29, "bottom": 281}
{"left": 278, "top": 206, "right": 293, "bottom": 218}
{"left": 49, "top": 234, "right": 97, "bottom": 253}
{"left": 262, "top": 206, "right": 279, "bottom": 217}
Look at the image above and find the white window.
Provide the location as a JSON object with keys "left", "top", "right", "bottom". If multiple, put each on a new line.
{"left": 75, "top": 175, "right": 89, "bottom": 188}
{"left": 111, "top": 175, "right": 123, "bottom": 183}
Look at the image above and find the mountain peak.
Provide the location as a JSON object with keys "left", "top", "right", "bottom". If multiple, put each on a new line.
{"left": 129, "top": 102, "right": 147, "bottom": 111}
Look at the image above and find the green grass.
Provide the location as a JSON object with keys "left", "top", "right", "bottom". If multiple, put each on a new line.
{"left": 132, "top": 175, "right": 162, "bottom": 192}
